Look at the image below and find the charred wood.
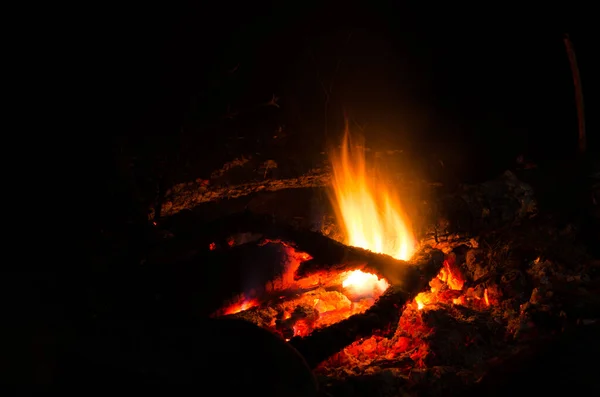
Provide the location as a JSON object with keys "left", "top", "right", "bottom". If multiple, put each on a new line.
{"left": 158, "top": 210, "right": 443, "bottom": 289}
{"left": 157, "top": 171, "right": 536, "bottom": 247}
{"left": 152, "top": 166, "right": 333, "bottom": 219}
{"left": 152, "top": 163, "right": 443, "bottom": 220}
{"left": 292, "top": 238, "right": 444, "bottom": 291}
{"left": 288, "top": 247, "right": 444, "bottom": 368}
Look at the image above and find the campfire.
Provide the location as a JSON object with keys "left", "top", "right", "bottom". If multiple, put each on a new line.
{"left": 153, "top": 124, "right": 598, "bottom": 396}
{"left": 215, "top": 124, "right": 419, "bottom": 339}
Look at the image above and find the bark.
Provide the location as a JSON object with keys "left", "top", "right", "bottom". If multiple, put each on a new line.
{"left": 156, "top": 170, "right": 536, "bottom": 245}
{"left": 152, "top": 164, "right": 443, "bottom": 220}
{"left": 152, "top": 166, "right": 333, "bottom": 219}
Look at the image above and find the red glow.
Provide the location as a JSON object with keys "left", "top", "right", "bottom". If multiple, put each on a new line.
{"left": 218, "top": 241, "right": 388, "bottom": 336}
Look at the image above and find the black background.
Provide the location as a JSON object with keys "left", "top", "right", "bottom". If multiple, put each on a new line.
{"left": 86, "top": 2, "right": 595, "bottom": 185}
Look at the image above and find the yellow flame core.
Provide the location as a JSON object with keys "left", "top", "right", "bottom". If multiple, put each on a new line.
{"left": 330, "top": 126, "right": 416, "bottom": 261}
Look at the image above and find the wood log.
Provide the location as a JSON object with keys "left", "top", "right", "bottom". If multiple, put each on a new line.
{"left": 290, "top": 234, "right": 430, "bottom": 288}
{"left": 160, "top": 210, "right": 441, "bottom": 288}
{"left": 288, "top": 246, "right": 445, "bottom": 368}
{"left": 157, "top": 170, "right": 536, "bottom": 246}
{"left": 152, "top": 164, "right": 443, "bottom": 220}
{"left": 153, "top": 166, "right": 333, "bottom": 219}
{"left": 148, "top": 209, "right": 444, "bottom": 317}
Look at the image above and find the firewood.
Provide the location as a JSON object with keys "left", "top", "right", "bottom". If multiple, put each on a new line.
{"left": 152, "top": 165, "right": 443, "bottom": 220}
{"left": 288, "top": 232, "right": 444, "bottom": 291}
{"left": 157, "top": 171, "right": 536, "bottom": 246}
{"left": 154, "top": 166, "right": 333, "bottom": 219}
{"left": 169, "top": 210, "right": 442, "bottom": 289}
{"left": 288, "top": 247, "right": 444, "bottom": 368}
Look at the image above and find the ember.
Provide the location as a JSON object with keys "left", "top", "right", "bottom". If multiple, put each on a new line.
{"left": 222, "top": 299, "right": 258, "bottom": 315}
{"left": 414, "top": 256, "right": 468, "bottom": 311}
{"left": 316, "top": 250, "right": 498, "bottom": 376}
{"left": 219, "top": 241, "right": 391, "bottom": 338}
{"left": 207, "top": 129, "right": 598, "bottom": 397}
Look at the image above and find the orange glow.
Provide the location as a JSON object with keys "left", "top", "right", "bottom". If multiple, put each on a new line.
{"left": 223, "top": 299, "right": 258, "bottom": 315}
{"left": 484, "top": 288, "right": 490, "bottom": 306}
{"left": 274, "top": 269, "right": 388, "bottom": 333}
{"left": 342, "top": 269, "right": 389, "bottom": 298}
{"left": 416, "top": 298, "right": 424, "bottom": 310}
{"left": 412, "top": 256, "right": 469, "bottom": 310}
{"left": 437, "top": 258, "right": 465, "bottom": 290}
{"left": 329, "top": 122, "right": 416, "bottom": 260}
{"left": 217, "top": 241, "right": 389, "bottom": 335}
{"left": 414, "top": 291, "right": 432, "bottom": 310}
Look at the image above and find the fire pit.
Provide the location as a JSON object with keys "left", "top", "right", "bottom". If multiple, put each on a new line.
{"left": 196, "top": 217, "right": 598, "bottom": 397}
{"left": 142, "top": 125, "right": 599, "bottom": 396}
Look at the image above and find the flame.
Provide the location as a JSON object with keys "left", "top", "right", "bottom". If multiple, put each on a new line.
{"left": 329, "top": 123, "right": 415, "bottom": 260}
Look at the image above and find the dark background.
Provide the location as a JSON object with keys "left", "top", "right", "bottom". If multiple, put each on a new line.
{"left": 82, "top": 2, "right": 595, "bottom": 228}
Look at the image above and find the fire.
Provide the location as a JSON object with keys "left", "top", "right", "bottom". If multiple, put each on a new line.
{"left": 329, "top": 122, "right": 416, "bottom": 261}
{"left": 342, "top": 269, "right": 389, "bottom": 298}
{"left": 222, "top": 299, "right": 258, "bottom": 315}
{"left": 216, "top": 241, "right": 389, "bottom": 335}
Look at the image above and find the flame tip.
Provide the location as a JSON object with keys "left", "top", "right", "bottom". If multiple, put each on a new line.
{"left": 330, "top": 125, "right": 416, "bottom": 261}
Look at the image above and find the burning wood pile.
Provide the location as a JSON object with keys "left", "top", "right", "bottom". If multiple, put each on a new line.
{"left": 153, "top": 126, "right": 598, "bottom": 396}
{"left": 205, "top": 216, "right": 598, "bottom": 396}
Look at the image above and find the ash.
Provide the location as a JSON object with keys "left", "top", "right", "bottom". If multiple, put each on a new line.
{"left": 316, "top": 217, "right": 599, "bottom": 396}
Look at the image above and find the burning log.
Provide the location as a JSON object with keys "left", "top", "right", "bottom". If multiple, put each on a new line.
{"left": 179, "top": 210, "right": 440, "bottom": 288}
{"left": 288, "top": 247, "right": 444, "bottom": 368}
{"left": 157, "top": 170, "right": 535, "bottom": 247}
{"left": 291, "top": 235, "right": 442, "bottom": 290}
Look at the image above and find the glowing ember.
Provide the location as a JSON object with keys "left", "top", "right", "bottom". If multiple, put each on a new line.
{"left": 342, "top": 269, "right": 389, "bottom": 298}
{"left": 216, "top": 242, "right": 389, "bottom": 336}
{"left": 329, "top": 121, "right": 416, "bottom": 260}
{"left": 223, "top": 299, "right": 259, "bottom": 315}
{"left": 411, "top": 256, "right": 468, "bottom": 310}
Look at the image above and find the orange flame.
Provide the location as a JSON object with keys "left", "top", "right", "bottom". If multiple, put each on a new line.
{"left": 329, "top": 123, "right": 416, "bottom": 261}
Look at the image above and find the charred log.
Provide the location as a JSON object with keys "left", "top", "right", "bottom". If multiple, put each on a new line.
{"left": 159, "top": 210, "right": 442, "bottom": 288}
{"left": 156, "top": 171, "right": 536, "bottom": 247}
{"left": 152, "top": 162, "right": 444, "bottom": 221}
{"left": 288, "top": 286, "right": 409, "bottom": 369}
{"left": 288, "top": 248, "right": 444, "bottom": 368}
{"left": 153, "top": 166, "right": 333, "bottom": 219}
{"left": 292, "top": 238, "right": 443, "bottom": 289}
